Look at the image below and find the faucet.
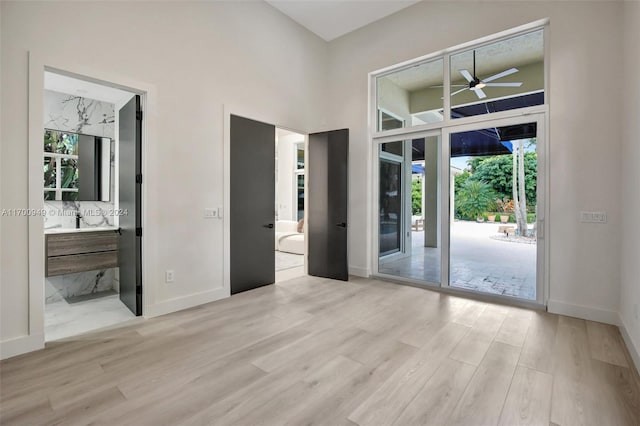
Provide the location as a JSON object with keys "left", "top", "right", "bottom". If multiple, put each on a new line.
{"left": 75, "top": 212, "right": 82, "bottom": 229}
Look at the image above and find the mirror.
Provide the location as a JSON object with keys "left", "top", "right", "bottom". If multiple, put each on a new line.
{"left": 44, "top": 129, "right": 113, "bottom": 201}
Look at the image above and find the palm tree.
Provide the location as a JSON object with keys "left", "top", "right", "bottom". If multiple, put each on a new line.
{"left": 512, "top": 139, "right": 532, "bottom": 236}
{"left": 457, "top": 180, "right": 495, "bottom": 221}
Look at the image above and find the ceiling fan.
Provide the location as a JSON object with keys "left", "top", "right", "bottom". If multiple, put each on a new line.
{"left": 451, "top": 50, "right": 523, "bottom": 99}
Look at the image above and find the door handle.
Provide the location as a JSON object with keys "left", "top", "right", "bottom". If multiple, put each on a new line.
{"left": 336, "top": 222, "right": 347, "bottom": 228}
{"left": 263, "top": 223, "right": 274, "bottom": 229}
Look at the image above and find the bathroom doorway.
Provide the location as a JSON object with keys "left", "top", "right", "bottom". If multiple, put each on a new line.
{"left": 41, "top": 70, "right": 143, "bottom": 341}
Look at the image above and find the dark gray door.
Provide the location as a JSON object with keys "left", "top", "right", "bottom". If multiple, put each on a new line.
{"left": 308, "top": 129, "right": 349, "bottom": 281}
{"left": 118, "top": 95, "right": 142, "bottom": 315}
{"left": 230, "top": 115, "right": 275, "bottom": 294}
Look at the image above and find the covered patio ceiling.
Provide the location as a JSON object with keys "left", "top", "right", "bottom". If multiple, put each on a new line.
{"left": 411, "top": 92, "right": 541, "bottom": 160}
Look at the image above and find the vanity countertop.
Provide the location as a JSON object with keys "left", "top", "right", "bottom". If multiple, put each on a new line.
{"left": 45, "top": 227, "right": 119, "bottom": 235}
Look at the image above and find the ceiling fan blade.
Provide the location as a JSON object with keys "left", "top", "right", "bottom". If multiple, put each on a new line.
{"left": 459, "top": 69, "right": 474, "bottom": 82}
{"left": 473, "top": 88, "right": 487, "bottom": 99}
{"left": 482, "top": 67, "right": 518, "bottom": 83}
{"left": 430, "top": 84, "right": 467, "bottom": 88}
{"left": 450, "top": 87, "right": 468, "bottom": 96}
{"left": 485, "top": 82, "right": 523, "bottom": 87}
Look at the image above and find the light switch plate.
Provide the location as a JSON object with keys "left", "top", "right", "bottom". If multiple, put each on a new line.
{"left": 204, "top": 208, "right": 217, "bottom": 219}
{"left": 580, "top": 211, "right": 607, "bottom": 223}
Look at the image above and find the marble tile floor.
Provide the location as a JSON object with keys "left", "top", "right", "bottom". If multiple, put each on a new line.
{"left": 379, "top": 221, "right": 537, "bottom": 300}
{"left": 45, "top": 294, "right": 136, "bottom": 342}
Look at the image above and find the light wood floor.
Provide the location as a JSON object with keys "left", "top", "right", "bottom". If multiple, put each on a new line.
{"left": 1, "top": 276, "right": 639, "bottom": 425}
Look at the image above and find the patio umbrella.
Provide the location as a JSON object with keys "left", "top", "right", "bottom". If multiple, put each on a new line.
{"left": 411, "top": 164, "right": 425, "bottom": 174}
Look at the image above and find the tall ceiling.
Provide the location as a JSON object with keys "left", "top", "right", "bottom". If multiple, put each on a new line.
{"left": 265, "top": 0, "right": 421, "bottom": 41}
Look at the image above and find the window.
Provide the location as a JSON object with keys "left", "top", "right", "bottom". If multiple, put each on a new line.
{"left": 295, "top": 143, "right": 305, "bottom": 220}
{"left": 373, "top": 26, "right": 545, "bottom": 133}
{"left": 376, "top": 58, "right": 444, "bottom": 132}
{"left": 450, "top": 30, "right": 544, "bottom": 120}
{"left": 44, "top": 130, "right": 79, "bottom": 201}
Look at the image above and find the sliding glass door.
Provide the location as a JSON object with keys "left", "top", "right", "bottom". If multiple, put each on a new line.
{"left": 377, "top": 133, "right": 442, "bottom": 285}
{"left": 374, "top": 115, "right": 545, "bottom": 306}
{"left": 446, "top": 120, "right": 541, "bottom": 301}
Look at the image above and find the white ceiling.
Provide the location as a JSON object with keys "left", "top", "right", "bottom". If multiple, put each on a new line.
{"left": 44, "top": 71, "right": 134, "bottom": 106}
{"left": 266, "top": 0, "right": 421, "bottom": 41}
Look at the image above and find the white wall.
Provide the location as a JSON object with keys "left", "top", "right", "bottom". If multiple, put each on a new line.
{"left": 0, "top": 1, "right": 327, "bottom": 352}
{"left": 620, "top": 0, "right": 640, "bottom": 365}
{"left": 326, "top": 1, "right": 624, "bottom": 322}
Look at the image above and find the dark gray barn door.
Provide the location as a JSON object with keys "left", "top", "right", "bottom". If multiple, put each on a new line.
{"left": 230, "top": 115, "right": 276, "bottom": 294}
{"left": 308, "top": 129, "right": 349, "bottom": 281}
{"left": 118, "top": 95, "right": 142, "bottom": 315}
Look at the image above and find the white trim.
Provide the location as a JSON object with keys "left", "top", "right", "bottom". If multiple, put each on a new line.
{"left": 371, "top": 128, "right": 443, "bottom": 280}
{"left": 0, "top": 333, "right": 44, "bottom": 360}
{"left": 144, "top": 288, "right": 227, "bottom": 318}
{"left": 372, "top": 104, "right": 547, "bottom": 140}
{"left": 348, "top": 265, "right": 369, "bottom": 278}
{"left": 369, "top": 18, "right": 549, "bottom": 78}
{"left": 619, "top": 318, "right": 640, "bottom": 372}
{"left": 441, "top": 113, "right": 547, "bottom": 305}
{"left": 25, "top": 51, "right": 156, "bottom": 352}
{"left": 377, "top": 107, "right": 405, "bottom": 132}
{"left": 548, "top": 299, "right": 620, "bottom": 326}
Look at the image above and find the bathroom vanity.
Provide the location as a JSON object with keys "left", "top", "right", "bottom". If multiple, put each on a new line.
{"left": 45, "top": 228, "right": 119, "bottom": 277}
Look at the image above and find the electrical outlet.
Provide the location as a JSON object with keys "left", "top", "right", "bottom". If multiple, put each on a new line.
{"left": 204, "top": 208, "right": 217, "bottom": 219}
{"left": 165, "top": 270, "right": 175, "bottom": 283}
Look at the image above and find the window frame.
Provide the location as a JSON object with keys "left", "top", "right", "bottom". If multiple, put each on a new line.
{"left": 369, "top": 19, "right": 549, "bottom": 139}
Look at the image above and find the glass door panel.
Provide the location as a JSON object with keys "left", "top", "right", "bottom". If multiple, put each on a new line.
{"left": 379, "top": 156, "right": 402, "bottom": 256}
{"left": 448, "top": 122, "right": 538, "bottom": 300}
{"left": 378, "top": 136, "right": 441, "bottom": 284}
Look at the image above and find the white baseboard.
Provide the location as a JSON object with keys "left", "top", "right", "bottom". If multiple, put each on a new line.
{"left": 619, "top": 316, "right": 640, "bottom": 373}
{"left": 547, "top": 299, "right": 620, "bottom": 325}
{"left": 0, "top": 333, "right": 44, "bottom": 360}
{"left": 144, "top": 287, "right": 228, "bottom": 318}
{"left": 349, "top": 265, "right": 369, "bottom": 278}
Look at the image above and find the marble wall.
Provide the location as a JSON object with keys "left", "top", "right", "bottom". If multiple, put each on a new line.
{"left": 44, "top": 90, "right": 115, "bottom": 138}
{"left": 45, "top": 269, "right": 119, "bottom": 303}
{"left": 44, "top": 90, "right": 118, "bottom": 229}
{"left": 43, "top": 90, "right": 119, "bottom": 302}
{"left": 43, "top": 201, "right": 116, "bottom": 231}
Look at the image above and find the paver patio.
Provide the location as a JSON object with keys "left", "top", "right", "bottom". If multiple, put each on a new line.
{"left": 379, "top": 220, "right": 537, "bottom": 300}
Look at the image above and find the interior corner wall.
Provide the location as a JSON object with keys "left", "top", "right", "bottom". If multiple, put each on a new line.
{"left": 620, "top": 0, "right": 640, "bottom": 364}
{"left": 0, "top": 1, "right": 328, "bottom": 348}
{"left": 326, "top": 1, "right": 624, "bottom": 322}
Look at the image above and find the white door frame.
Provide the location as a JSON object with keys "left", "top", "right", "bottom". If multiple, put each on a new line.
{"left": 371, "top": 112, "right": 548, "bottom": 309}
{"left": 222, "top": 105, "right": 310, "bottom": 294}
{"left": 441, "top": 112, "right": 549, "bottom": 308}
{"left": 15, "top": 50, "right": 155, "bottom": 359}
{"left": 372, "top": 128, "right": 443, "bottom": 283}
